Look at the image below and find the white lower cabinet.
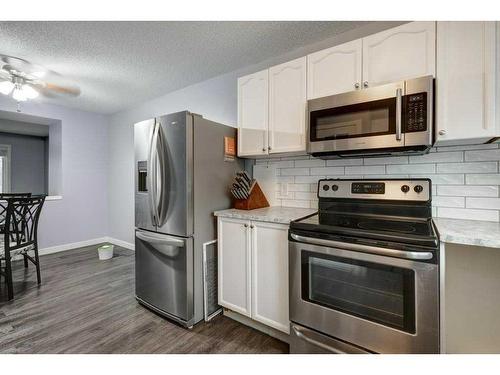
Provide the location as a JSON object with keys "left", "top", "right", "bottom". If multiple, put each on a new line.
{"left": 251, "top": 221, "right": 289, "bottom": 333}
{"left": 218, "top": 217, "right": 252, "bottom": 317}
{"left": 218, "top": 217, "right": 290, "bottom": 334}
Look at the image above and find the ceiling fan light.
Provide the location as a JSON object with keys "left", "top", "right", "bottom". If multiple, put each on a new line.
{"left": 12, "top": 86, "right": 27, "bottom": 102}
{"left": 0, "top": 81, "right": 14, "bottom": 95}
{"left": 22, "top": 84, "right": 39, "bottom": 99}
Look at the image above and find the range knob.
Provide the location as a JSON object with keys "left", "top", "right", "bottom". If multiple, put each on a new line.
{"left": 322, "top": 185, "right": 330, "bottom": 191}
{"left": 414, "top": 185, "right": 424, "bottom": 193}
{"left": 331, "top": 184, "right": 339, "bottom": 191}
{"left": 401, "top": 185, "right": 410, "bottom": 193}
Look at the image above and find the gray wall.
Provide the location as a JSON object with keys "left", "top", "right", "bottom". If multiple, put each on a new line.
{"left": 0, "top": 97, "right": 109, "bottom": 250}
{"left": 107, "top": 22, "right": 405, "bottom": 245}
{"left": 0, "top": 131, "right": 48, "bottom": 195}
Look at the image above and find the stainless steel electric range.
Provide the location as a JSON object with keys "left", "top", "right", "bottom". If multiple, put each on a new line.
{"left": 289, "top": 179, "right": 439, "bottom": 354}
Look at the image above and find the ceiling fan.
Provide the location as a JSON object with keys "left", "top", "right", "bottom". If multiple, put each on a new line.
{"left": 0, "top": 54, "right": 80, "bottom": 111}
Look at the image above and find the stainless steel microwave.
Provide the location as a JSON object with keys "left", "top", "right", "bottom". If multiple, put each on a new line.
{"left": 307, "top": 76, "right": 434, "bottom": 158}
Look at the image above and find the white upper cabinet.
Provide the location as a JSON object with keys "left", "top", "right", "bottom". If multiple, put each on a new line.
{"left": 237, "top": 70, "right": 268, "bottom": 157}
{"left": 307, "top": 39, "right": 363, "bottom": 99}
{"left": 237, "top": 21, "right": 443, "bottom": 158}
{"left": 268, "top": 57, "right": 307, "bottom": 154}
{"left": 362, "top": 21, "right": 436, "bottom": 88}
{"left": 436, "top": 22, "right": 498, "bottom": 144}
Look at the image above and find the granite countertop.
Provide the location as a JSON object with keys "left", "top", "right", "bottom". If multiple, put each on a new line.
{"left": 433, "top": 218, "right": 500, "bottom": 249}
{"left": 215, "top": 207, "right": 500, "bottom": 248}
{"left": 214, "top": 206, "right": 316, "bottom": 225}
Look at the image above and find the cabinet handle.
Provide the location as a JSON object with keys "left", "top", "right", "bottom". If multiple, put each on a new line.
{"left": 250, "top": 225, "right": 254, "bottom": 229}
{"left": 262, "top": 148, "right": 266, "bottom": 152}
{"left": 244, "top": 224, "right": 248, "bottom": 228}
{"left": 354, "top": 82, "right": 360, "bottom": 89}
{"left": 363, "top": 81, "right": 369, "bottom": 88}
{"left": 438, "top": 130, "right": 446, "bottom": 136}
{"left": 268, "top": 146, "right": 272, "bottom": 151}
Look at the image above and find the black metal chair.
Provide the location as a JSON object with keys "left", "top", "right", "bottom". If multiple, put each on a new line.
{"left": 0, "top": 193, "right": 32, "bottom": 233}
{"left": 0, "top": 195, "right": 45, "bottom": 300}
{"left": 0, "top": 193, "right": 31, "bottom": 274}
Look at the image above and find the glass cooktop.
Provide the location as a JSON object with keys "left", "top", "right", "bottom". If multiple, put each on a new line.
{"left": 292, "top": 212, "right": 438, "bottom": 247}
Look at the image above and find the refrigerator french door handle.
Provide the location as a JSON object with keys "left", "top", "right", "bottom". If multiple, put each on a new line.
{"left": 155, "top": 123, "right": 169, "bottom": 227}
{"left": 148, "top": 121, "right": 160, "bottom": 226}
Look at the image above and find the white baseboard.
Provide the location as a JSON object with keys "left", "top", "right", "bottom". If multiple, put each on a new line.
{"left": 10, "top": 236, "right": 135, "bottom": 261}
{"left": 105, "top": 236, "right": 135, "bottom": 250}
{"left": 38, "top": 237, "right": 109, "bottom": 256}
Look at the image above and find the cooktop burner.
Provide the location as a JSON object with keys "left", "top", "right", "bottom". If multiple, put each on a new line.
{"left": 293, "top": 213, "right": 436, "bottom": 244}
{"left": 320, "top": 213, "right": 431, "bottom": 236}
{"left": 290, "top": 179, "right": 439, "bottom": 250}
{"left": 356, "top": 219, "right": 417, "bottom": 234}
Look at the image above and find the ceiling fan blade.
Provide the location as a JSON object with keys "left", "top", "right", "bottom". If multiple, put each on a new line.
{"left": 45, "top": 82, "right": 80, "bottom": 96}
{"left": 31, "top": 81, "right": 81, "bottom": 98}
{"left": 1, "top": 54, "right": 81, "bottom": 99}
{"left": 0, "top": 69, "right": 11, "bottom": 81}
{"left": 0, "top": 54, "right": 48, "bottom": 77}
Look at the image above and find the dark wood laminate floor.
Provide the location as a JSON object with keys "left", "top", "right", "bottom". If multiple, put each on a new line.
{"left": 0, "top": 245, "right": 288, "bottom": 354}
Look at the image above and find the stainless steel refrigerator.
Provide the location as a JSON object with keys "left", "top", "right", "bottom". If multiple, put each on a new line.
{"left": 134, "top": 111, "right": 242, "bottom": 328}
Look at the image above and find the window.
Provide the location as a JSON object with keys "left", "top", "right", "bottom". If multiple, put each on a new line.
{"left": 0, "top": 144, "right": 11, "bottom": 193}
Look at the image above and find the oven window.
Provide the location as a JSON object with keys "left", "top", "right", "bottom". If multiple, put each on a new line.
{"left": 301, "top": 251, "right": 415, "bottom": 333}
{"left": 310, "top": 98, "right": 396, "bottom": 141}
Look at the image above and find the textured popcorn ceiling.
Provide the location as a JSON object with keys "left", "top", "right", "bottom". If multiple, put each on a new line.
{"left": 0, "top": 21, "right": 368, "bottom": 114}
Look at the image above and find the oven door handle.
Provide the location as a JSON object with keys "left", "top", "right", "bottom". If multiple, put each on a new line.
{"left": 290, "top": 233, "right": 433, "bottom": 260}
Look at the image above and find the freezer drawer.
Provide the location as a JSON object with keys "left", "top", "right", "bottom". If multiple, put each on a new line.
{"left": 135, "top": 229, "right": 194, "bottom": 325}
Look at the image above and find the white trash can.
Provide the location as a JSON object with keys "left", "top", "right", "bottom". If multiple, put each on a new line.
{"left": 98, "top": 244, "right": 114, "bottom": 260}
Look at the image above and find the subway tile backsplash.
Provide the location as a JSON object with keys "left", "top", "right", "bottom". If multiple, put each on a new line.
{"left": 253, "top": 143, "right": 500, "bottom": 222}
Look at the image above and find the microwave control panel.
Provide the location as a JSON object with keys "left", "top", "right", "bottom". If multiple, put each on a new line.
{"left": 405, "top": 92, "right": 427, "bottom": 133}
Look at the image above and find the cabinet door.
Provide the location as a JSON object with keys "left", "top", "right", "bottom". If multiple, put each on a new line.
{"left": 363, "top": 21, "right": 436, "bottom": 88}
{"left": 436, "top": 22, "right": 497, "bottom": 143}
{"left": 218, "top": 217, "right": 252, "bottom": 317}
{"left": 251, "top": 221, "right": 289, "bottom": 333}
{"left": 307, "top": 39, "right": 362, "bottom": 99}
{"left": 269, "top": 57, "right": 307, "bottom": 154}
{"left": 237, "top": 70, "right": 269, "bottom": 157}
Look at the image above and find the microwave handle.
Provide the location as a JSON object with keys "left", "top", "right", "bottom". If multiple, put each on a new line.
{"left": 396, "top": 87, "right": 402, "bottom": 141}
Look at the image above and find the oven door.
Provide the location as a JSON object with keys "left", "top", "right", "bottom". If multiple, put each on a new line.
{"left": 307, "top": 81, "right": 405, "bottom": 155}
{"left": 289, "top": 236, "right": 439, "bottom": 354}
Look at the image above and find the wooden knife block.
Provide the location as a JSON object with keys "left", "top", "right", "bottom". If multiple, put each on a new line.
{"left": 233, "top": 182, "right": 270, "bottom": 210}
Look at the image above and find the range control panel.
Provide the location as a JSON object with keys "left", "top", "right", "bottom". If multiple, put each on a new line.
{"left": 318, "top": 179, "right": 431, "bottom": 202}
